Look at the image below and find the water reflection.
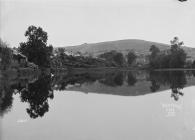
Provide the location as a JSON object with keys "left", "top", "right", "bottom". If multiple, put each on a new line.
{"left": 1, "top": 69, "right": 195, "bottom": 118}
{"left": 127, "top": 72, "right": 137, "bottom": 86}
{"left": 149, "top": 71, "right": 187, "bottom": 101}
{"left": 99, "top": 71, "right": 124, "bottom": 86}
{"left": 0, "top": 73, "right": 14, "bottom": 116}
{"left": 19, "top": 74, "right": 53, "bottom": 119}
{"left": 0, "top": 71, "right": 38, "bottom": 116}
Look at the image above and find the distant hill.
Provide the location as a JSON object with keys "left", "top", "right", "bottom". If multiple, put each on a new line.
{"left": 61, "top": 39, "right": 195, "bottom": 59}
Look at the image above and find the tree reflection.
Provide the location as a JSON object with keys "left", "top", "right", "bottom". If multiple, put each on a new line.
{"left": 171, "top": 88, "right": 184, "bottom": 101}
{"left": 53, "top": 70, "right": 128, "bottom": 90}
{"left": 127, "top": 71, "right": 137, "bottom": 86}
{"left": 1, "top": 69, "right": 194, "bottom": 118}
{"left": 149, "top": 71, "right": 161, "bottom": 92}
{"left": 0, "top": 87, "right": 14, "bottom": 116}
{"left": 53, "top": 73, "right": 97, "bottom": 90}
{"left": 20, "top": 74, "right": 53, "bottom": 119}
{"left": 0, "top": 73, "right": 14, "bottom": 116}
{"left": 99, "top": 71, "right": 124, "bottom": 86}
{"left": 149, "top": 71, "right": 186, "bottom": 101}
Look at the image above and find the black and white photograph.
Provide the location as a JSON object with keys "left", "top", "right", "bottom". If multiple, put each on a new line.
{"left": 0, "top": 0, "right": 195, "bottom": 139}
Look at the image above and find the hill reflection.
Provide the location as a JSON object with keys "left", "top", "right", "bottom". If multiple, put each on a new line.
{"left": 1, "top": 69, "right": 195, "bottom": 118}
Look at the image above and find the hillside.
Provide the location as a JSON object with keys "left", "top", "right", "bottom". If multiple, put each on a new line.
{"left": 61, "top": 39, "right": 195, "bottom": 59}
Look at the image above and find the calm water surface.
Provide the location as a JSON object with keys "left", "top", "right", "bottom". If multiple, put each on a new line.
{"left": 1, "top": 70, "right": 195, "bottom": 140}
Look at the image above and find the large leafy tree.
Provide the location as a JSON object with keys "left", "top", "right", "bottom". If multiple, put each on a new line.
{"left": 18, "top": 26, "right": 53, "bottom": 68}
{"left": 149, "top": 45, "right": 160, "bottom": 68}
{"left": 169, "top": 37, "right": 186, "bottom": 68}
{"left": 126, "top": 51, "right": 137, "bottom": 66}
{"left": 99, "top": 50, "right": 125, "bottom": 67}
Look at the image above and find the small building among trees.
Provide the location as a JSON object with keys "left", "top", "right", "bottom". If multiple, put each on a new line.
{"left": 11, "top": 52, "right": 28, "bottom": 68}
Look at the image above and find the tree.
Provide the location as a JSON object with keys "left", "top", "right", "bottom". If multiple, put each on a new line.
{"left": 18, "top": 26, "right": 53, "bottom": 68}
{"left": 149, "top": 45, "right": 160, "bottom": 68}
{"left": 113, "top": 52, "right": 125, "bottom": 66}
{"left": 98, "top": 50, "right": 125, "bottom": 67}
{"left": 149, "top": 45, "right": 160, "bottom": 57}
{"left": 169, "top": 37, "right": 186, "bottom": 68}
{"left": 126, "top": 51, "right": 137, "bottom": 66}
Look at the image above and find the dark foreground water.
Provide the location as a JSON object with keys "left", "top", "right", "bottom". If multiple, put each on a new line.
{"left": 1, "top": 70, "right": 195, "bottom": 140}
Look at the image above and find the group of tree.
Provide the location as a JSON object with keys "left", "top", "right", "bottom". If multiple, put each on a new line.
{"left": 0, "top": 39, "right": 12, "bottom": 70}
{"left": 1, "top": 26, "right": 53, "bottom": 70}
{"left": 149, "top": 37, "right": 187, "bottom": 69}
{"left": 98, "top": 50, "right": 137, "bottom": 67}
{"left": 51, "top": 48, "right": 114, "bottom": 69}
{"left": 50, "top": 48, "right": 138, "bottom": 69}
{"left": 98, "top": 50, "right": 125, "bottom": 67}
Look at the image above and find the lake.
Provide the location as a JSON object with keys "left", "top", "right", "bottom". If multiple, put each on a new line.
{"left": 1, "top": 70, "right": 195, "bottom": 140}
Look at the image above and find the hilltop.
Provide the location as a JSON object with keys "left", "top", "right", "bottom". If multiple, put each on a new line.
{"left": 61, "top": 39, "right": 195, "bottom": 59}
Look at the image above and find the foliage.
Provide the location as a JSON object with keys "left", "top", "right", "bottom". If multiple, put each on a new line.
{"left": 185, "top": 60, "right": 193, "bottom": 68}
{"left": 18, "top": 26, "right": 53, "bottom": 68}
{"left": 0, "top": 39, "right": 12, "bottom": 70}
{"left": 126, "top": 51, "right": 137, "bottom": 66}
{"left": 98, "top": 50, "right": 125, "bottom": 67}
{"left": 51, "top": 48, "right": 116, "bottom": 69}
{"left": 148, "top": 37, "right": 187, "bottom": 69}
{"left": 149, "top": 45, "right": 160, "bottom": 68}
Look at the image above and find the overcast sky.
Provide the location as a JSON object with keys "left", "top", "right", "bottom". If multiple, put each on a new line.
{"left": 1, "top": 0, "right": 195, "bottom": 47}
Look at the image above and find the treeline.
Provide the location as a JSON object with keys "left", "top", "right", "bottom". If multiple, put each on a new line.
{"left": 51, "top": 48, "right": 137, "bottom": 69}
{"left": 148, "top": 37, "right": 195, "bottom": 69}
{"left": 51, "top": 48, "right": 115, "bottom": 68}
{"left": 1, "top": 25, "right": 195, "bottom": 70}
{"left": 14, "top": 25, "right": 138, "bottom": 69}
{"left": 98, "top": 50, "right": 137, "bottom": 67}
{"left": 0, "top": 39, "right": 12, "bottom": 70}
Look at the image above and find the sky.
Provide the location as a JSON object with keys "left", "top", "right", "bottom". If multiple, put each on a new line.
{"left": 1, "top": 0, "right": 195, "bottom": 48}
